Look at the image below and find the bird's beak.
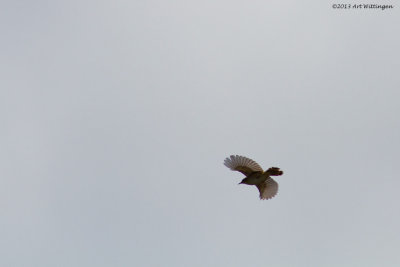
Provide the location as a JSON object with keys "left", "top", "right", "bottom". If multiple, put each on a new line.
{"left": 238, "top": 182, "right": 242, "bottom": 185}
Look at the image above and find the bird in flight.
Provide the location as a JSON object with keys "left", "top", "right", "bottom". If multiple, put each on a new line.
{"left": 224, "top": 155, "right": 284, "bottom": 200}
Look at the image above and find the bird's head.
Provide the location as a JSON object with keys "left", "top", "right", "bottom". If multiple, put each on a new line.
{"left": 239, "top": 178, "right": 250, "bottom": 185}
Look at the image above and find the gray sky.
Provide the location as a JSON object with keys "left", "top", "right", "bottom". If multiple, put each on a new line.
{"left": 1, "top": 1, "right": 400, "bottom": 266}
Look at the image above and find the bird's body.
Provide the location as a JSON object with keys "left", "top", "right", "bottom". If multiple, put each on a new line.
{"left": 239, "top": 171, "right": 268, "bottom": 185}
{"left": 224, "top": 155, "right": 283, "bottom": 200}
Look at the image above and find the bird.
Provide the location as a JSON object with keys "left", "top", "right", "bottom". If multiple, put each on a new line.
{"left": 224, "top": 155, "right": 283, "bottom": 200}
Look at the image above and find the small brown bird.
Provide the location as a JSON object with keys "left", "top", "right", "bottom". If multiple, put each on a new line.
{"left": 224, "top": 155, "right": 283, "bottom": 200}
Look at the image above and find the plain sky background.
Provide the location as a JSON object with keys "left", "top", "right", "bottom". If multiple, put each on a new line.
{"left": 1, "top": 1, "right": 400, "bottom": 266}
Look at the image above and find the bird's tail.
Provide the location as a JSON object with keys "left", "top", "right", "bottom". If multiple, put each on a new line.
{"left": 265, "top": 167, "right": 283, "bottom": 176}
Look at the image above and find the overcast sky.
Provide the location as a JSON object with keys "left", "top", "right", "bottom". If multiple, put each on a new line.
{"left": 1, "top": 1, "right": 400, "bottom": 266}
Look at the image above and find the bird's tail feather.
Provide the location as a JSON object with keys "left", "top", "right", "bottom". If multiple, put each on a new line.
{"left": 265, "top": 167, "right": 283, "bottom": 176}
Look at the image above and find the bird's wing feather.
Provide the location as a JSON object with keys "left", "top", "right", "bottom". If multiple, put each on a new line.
{"left": 256, "top": 178, "right": 278, "bottom": 200}
{"left": 224, "top": 155, "right": 263, "bottom": 176}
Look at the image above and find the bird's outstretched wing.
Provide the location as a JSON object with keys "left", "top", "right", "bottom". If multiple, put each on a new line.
{"left": 256, "top": 178, "right": 278, "bottom": 200}
{"left": 224, "top": 155, "right": 263, "bottom": 176}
